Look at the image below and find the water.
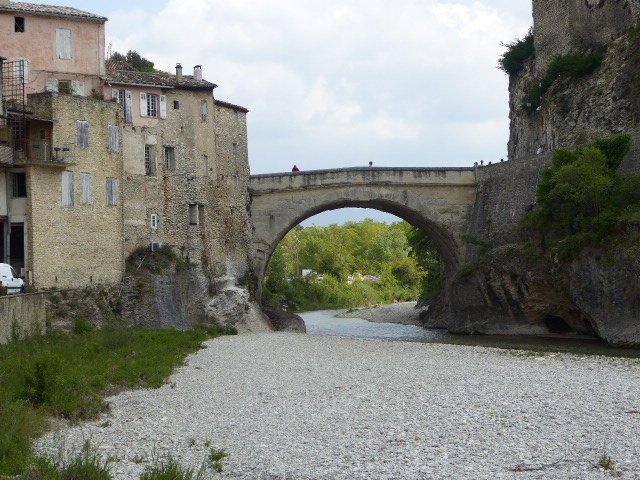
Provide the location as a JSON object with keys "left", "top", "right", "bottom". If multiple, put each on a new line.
{"left": 300, "top": 309, "right": 640, "bottom": 358}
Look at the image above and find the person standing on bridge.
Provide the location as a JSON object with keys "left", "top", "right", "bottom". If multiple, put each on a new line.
{"left": 292, "top": 165, "right": 300, "bottom": 172}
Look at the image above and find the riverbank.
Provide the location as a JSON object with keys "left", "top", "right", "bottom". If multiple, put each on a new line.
{"left": 35, "top": 333, "right": 640, "bottom": 479}
{"left": 335, "top": 301, "right": 423, "bottom": 325}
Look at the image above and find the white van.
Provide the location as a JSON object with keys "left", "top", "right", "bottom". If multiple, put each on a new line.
{"left": 0, "top": 263, "right": 25, "bottom": 294}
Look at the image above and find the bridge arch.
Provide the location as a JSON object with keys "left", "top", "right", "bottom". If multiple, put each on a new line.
{"left": 248, "top": 167, "right": 477, "bottom": 299}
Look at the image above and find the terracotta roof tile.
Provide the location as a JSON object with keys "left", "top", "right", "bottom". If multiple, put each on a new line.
{"left": 0, "top": 2, "right": 106, "bottom": 22}
{"left": 214, "top": 99, "right": 249, "bottom": 113}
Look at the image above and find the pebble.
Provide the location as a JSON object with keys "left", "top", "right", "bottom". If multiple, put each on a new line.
{"left": 35, "top": 333, "right": 640, "bottom": 479}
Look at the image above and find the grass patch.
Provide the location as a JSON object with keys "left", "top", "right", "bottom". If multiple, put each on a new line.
{"left": 0, "top": 325, "right": 235, "bottom": 476}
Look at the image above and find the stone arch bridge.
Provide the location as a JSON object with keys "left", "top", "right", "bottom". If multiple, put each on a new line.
{"left": 248, "top": 167, "right": 478, "bottom": 297}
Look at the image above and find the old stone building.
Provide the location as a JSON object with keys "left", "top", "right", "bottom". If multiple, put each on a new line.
{"left": 0, "top": 1, "right": 252, "bottom": 295}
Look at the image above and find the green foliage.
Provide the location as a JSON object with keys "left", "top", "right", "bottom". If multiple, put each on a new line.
{"left": 110, "top": 50, "right": 156, "bottom": 73}
{"left": 498, "top": 28, "right": 534, "bottom": 76}
{"left": 207, "top": 448, "right": 227, "bottom": 473}
{"left": 139, "top": 459, "right": 207, "bottom": 480}
{"left": 263, "top": 220, "right": 435, "bottom": 310}
{"left": 0, "top": 327, "right": 231, "bottom": 476}
{"left": 524, "top": 51, "right": 605, "bottom": 112}
{"left": 521, "top": 133, "right": 639, "bottom": 260}
{"left": 24, "top": 441, "right": 112, "bottom": 479}
{"left": 405, "top": 226, "right": 442, "bottom": 300}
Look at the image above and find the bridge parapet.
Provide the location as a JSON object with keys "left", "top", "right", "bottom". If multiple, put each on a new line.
{"left": 249, "top": 167, "right": 476, "bottom": 193}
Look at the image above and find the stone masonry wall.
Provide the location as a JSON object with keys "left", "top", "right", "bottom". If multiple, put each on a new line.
{"left": 206, "top": 102, "right": 252, "bottom": 285}
{"left": 27, "top": 92, "right": 124, "bottom": 288}
{"left": 466, "top": 155, "right": 550, "bottom": 253}
{"left": 532, "top": 0, "right": 640, "bottom": 73}
{"left": 121, "top": 88, "right": 215, "bottom": 261}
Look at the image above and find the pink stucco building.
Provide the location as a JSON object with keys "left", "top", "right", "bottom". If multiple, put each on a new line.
{"left": 0, "top": 0, "right": 106, "bottom": 97}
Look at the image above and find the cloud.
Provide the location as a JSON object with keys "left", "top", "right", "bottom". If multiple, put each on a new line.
{"left": 102, "top": 0, "right": 532, "bottom": 173}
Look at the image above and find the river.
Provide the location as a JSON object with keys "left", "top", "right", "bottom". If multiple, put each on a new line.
{"left": 300, "top": 309, "right": 640, "bottom": 357}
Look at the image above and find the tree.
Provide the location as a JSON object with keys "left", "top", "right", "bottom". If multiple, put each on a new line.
{"left": 110, "top": 50, "right": 156, "bottom": 73}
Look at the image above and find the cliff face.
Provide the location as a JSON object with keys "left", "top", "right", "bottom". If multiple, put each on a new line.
{"left": 508, "top": 30, "right": 640, "bottom": 174}
{"left": 428, "top": 2, "right": 640, "bottom": 345}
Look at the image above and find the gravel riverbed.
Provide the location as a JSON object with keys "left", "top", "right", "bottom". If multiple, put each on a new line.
{"left": 36, "top": 333, "right": 640, "bottom": 479}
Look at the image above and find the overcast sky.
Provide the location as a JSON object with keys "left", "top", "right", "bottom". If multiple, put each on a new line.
{"left": 42, "top": 0, "right": 534, "bottom": 224}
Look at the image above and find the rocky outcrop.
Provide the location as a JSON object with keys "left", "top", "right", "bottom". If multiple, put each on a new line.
{"left": 262, "top": 308, "right": 306, "bottom": 333}
{"left": 440, "top": 244, "right": 640, "bottom": 345}
{"left": 568, "top": 248, "right": 640, "bottom": 346}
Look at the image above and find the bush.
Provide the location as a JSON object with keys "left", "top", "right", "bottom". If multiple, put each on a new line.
{"left": 521, "top": 133, "right": 639, "bottom": 259}
{"left": 498, "top": 29, "right": 534, "bottom": 76}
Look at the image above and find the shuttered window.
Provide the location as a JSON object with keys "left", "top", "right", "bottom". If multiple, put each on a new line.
{"left": 159, "top": 95, "right": 167, "bottom": 119}
{"left": 61, "top": 171, "right": 74, "bottom": 206}
{"left": 150, "top": 214, "right": 158, "bottom": 230}
{"left": 106, "top": 177, "right": 119, "bottom": 206}
{"left": 144, "top": 145, "right": 155, "bottom": 176}
{"left": 164, "top": 146, "right": 175, "bottom": 171}
{"left": 200, "top": 100, "right": 208, "bottom": 121}
{"left": 81, "top": 172, "right": 92, "bottom": 205}
{"left": 76, "top": 120, "right": 89, "bottom": 148}
{"left": 56, "top": 28, "right": 71, "bottom": 59}
{"left": 108, "top": 125, "right": 120, "bottom": 152}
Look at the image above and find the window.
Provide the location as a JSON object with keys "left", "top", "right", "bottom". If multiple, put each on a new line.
{"left": 113, "top": 89, "right": 133, "bottom": 123}
{"left": 150, "top": 214, "right": 158, "bottom": 230}
{"left": 144, "top": 145, "right": 156, "bottom": 176}
{"left": 173, "top": 100, "right": 179, "bottom": 110}
{"left": 203, "top": 154, "right": 209, "bottom": 176}
{"left": 189, "top": 204, "right": 199, "bottom": 225}
{"left": 108, "top": 125, "right": 120, "bottom": 152}
{"left": 200, "top": 100, "right": 208, "bottom": 121}
{"left": 14, "top": 17, "right": 24, "bottom": 32}
{"left": 61, "top": 171, "right": 74, "bottom": 206}
{"left": 58, "top": 80, "right": 71, "bottom": 94}
{"left": 76, "top": 120, "right": 89, "bottom": 149}
{"left": 56, "top": 28, "right": 71, "bottom": 60}
{"left": 81, "top": 173, "right": 92, "bottom": 205}
{"left": 164, "top": 146, "right": 175, "bottom": 171}
{"left": 12, "top": 172, "right": 26, "bottom": 197}
{"left": 147, "top": 94, "right": 157, "bottom": 117}
{"left": 233, "top": 142, "right": 238, "bottom": 155}
{"left": 106, "top": 177, "right": 119, "bottom": 206}
{"left": 140, "top": 93, "right": 166, "bottom": 118}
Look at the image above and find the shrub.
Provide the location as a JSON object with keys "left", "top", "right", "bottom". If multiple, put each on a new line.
{"left": 521, "top": 133, "right": 639, "bottom": 259}
{"left": 523, "top": 50, "right": 605, "bottom": 112}
{"left": 498, "top": 29, "right": 534, "bottom": 76}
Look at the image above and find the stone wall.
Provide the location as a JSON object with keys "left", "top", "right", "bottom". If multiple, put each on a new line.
{"left": 532, "top": 0, "right": 640, "bottom": 73}
{"left": 27, "top": 92, "right": 124, "bottom": 288}
{"left": 0, "top": 293, "right": 46, "bottom": 343}
{"left": 468, "top": 155, "right": 551, "bottom": 250}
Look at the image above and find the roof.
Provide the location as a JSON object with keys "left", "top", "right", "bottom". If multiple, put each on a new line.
{"left": 0, "top": 2, "right": 107, "bottom": 22}
{"left": 104, "top": 68, "right": 217, "bottom": 92}
{"left": 214, "top": 99, "right": 249, "bottom": 113}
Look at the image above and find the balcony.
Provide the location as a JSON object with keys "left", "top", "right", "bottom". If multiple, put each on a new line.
{"left": 13, "top": 141, "right": 76, "bottom": 167}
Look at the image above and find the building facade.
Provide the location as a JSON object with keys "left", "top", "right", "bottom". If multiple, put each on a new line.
{"left": 0, "top": 1, "right": 250, "bottom": 289}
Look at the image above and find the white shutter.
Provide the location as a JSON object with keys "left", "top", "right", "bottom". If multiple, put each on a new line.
{"left": 56, "top": 29, "right": 71, "bottom": 59}
{"left": 22, "top": 60, "right": 29, "bottom": 82}
{"left": 140, "top": 92, "right": 147, "bottom": 117}
{"left": 46, "top": 78, "right": 59, "bottom": 92}
{"left": 61, "top": 171, "right": 74, "bottom": 206}
{"left": 76, "top": 120, "right": 89, "bottom": 148}
{"left": 71, "top": 80, "right": 84, "bottom": 96}
{"left": 108, "top": 125, "right": 120, "bottom": 152}
{"left": 159, "top": 95, "right": 167, "bottom": 119}
{"left": 124, "top": 90, "right": 133, "bottom": 123}
{"left": 107, "top": 178, "right": 119, "bottom": 206}
{"left": 112, "top": 89, "right": 119, "bottom": 101}
{"left": 82, "top": 172, "right": 92, "bottom": 205}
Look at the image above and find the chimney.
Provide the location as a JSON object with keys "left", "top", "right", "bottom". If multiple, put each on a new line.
{"left": 193, "top": 65, "right": 202, "bottom": 82}
{"left": 175, "top": 63, "right": 183, "bottom": 82}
